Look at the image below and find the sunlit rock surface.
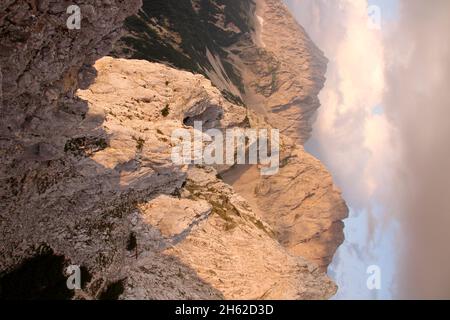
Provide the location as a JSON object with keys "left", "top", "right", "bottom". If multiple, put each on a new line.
{"left": 114, "top": 0, "right": 348, "bottom": 272}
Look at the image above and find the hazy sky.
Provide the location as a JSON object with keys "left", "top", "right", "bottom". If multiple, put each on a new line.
{"left": 285, "top": 0, "right": 450, "bottom": 299}
{"left": 383, "top": 0, "right": 450, "bottom": 299}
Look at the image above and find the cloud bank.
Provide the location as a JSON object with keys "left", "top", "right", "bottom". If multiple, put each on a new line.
{"left": 383, "top": 0, "right": 450, "bottom": 299}
{"left": 285, "top": 0, "right": 396, "bottom": 298}
{"left": 285, "top": 0, "right": 393, "bottom": 209}
{"left": 286, "top": 0, "right": 450, "bottom": 298}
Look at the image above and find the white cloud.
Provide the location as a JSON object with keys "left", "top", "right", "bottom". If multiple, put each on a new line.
{"left": 286, "top": 0, "right": 393, "bottom": 209}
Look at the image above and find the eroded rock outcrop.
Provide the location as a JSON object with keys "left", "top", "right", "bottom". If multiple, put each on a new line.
{"left": 0, "top": 45, "right": 336, "bottom": 298}
{"left": 222, "top": 0, "right": 348, "bottom": 270}
{"left": 113, "top": 0, "right": 348, "bottom": 271}
{"left": 77, "top": 57, "right": 337, "bottom": 299}
{"left": 222, "top": 140, "right": 348, "bottom": 270}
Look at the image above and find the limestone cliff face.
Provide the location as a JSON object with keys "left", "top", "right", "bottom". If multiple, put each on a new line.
{"left": 238, "top": 0, "right": 328, "bottom": 145}
{"left": 115, "top": 0, "right": 348, "bottom": 271}
{"left": 0, "top": 0, "right": 346, "bottom": 300}
{"left": 75, "top": 57, "right": 337, "bottom": 299}
{"left": 224, "top": 0, "right": 348, "bottom": 271}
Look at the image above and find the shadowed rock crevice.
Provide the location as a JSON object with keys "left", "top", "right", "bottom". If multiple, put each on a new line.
{"left": 0, "top": 245, "right": 74, "bottom": 300}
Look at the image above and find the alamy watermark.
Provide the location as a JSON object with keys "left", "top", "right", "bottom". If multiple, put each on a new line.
{"left": 171, "top": 121, "right": 280, "bottom": 176}
{"left": 367, "top": 5, "right": 382, "bottom": 30}
{"left": 66, "top": 5, "right": 81, "bottom": 30}
{"left": 66, "top": 265, "right": 81, "bottom": 290}
{"left": 366, "top": 265, "right": 382, "bottom": 290}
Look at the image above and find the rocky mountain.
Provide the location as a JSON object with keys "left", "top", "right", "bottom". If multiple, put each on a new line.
{"left": 0, "top": 0, "right": 347, "bottom": 299}
{"left": 115, "top": 0, "right": 347, "bottom": 271}
{"left": 113, "top": 0, "right": 327, "bottom": 144}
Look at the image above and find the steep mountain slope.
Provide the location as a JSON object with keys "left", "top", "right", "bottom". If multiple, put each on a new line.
{"left": 225, "top": 0, "right": 348, "bottom": 270}
{"left": 113, "top": 0, "right": 255, "bottom": 105}
{"left": 114, "top": 0, "right": 348, "bottom": 271}
{"left": 75, "top": 57, "right": 337, "bottom": 299}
